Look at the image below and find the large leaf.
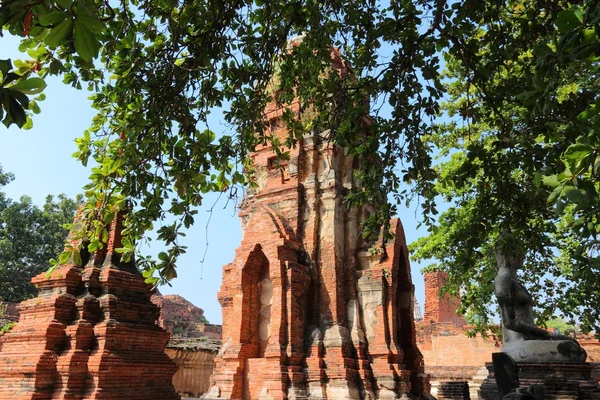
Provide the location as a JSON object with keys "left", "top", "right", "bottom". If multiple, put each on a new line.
{"left": 2, "top": 95, "right": 27, "bottom": 128}
{"left": 73, "top": 19, "right": 100, "bottom": 62}
{"left": 39, "top": 10, "right": 67, "bottom": 27}
{"left": 54, "top": 0, "right": 73, "bottom": 8}
{"left": 9, "top": 77, "right": 47, "bottom": 95}
{"left": 0, "top": 59, "right": 11, "bottom": 78}
{"left": 7, "top": 89, "right": 30, "bottom": 110}
{"left": 563, "top": 140, "right": 594, "bottom": 173}
{"left": 45, "top": 19, "right": 73, "bottom": 48}
{"left": 77, "top": 12, "right": 103, "bottom": 34}
{"left": 555, "top": 9, "right": 583, "bottom": 34}
{"left": 563, "top": 186, "right": 587, "bottom": 205}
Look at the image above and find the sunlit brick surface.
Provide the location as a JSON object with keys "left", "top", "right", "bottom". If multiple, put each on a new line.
{"left": 0, "top": 212, "right": 179, "bottom": 400}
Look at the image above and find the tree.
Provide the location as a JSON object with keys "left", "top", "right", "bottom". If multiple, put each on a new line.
{"left": 0, "top": 0, "right": 444, "bottom": 285}
{"left": 1, "top": 0, "right": 598, "bottom": 329}
{"left": 411, "top": 1, "right": 600, "bottom": 333}
{"left": 0, "top": 165, "right": 80, "bottom": 302}
{"left": 545, "top": 317, "right": 577, "bottom": 334}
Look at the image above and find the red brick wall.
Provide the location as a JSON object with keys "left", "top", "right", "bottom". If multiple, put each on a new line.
{"left": 417, "top": 273, "right": 600, "bottom": 383}
{"left": 578, "top": 334, "right": 600, "bottom": 362}
{"left": 416, "top": 322, "right": 498, "bottom": 374}
{"left": 423, "top": 272, "right": 465, "bottom": 325}
{"left": 418, "top": 272, "right": 498, "bottom": 381}
{"left": 0, "top": 302, "right": 18, "bottom": 321}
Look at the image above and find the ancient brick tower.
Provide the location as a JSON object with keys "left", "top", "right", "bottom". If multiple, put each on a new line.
{"left": 207, "top": 48, "right": 429, "bottom": 400}
{"left": 0, "top": 211, "right": 179, "bottom": 400}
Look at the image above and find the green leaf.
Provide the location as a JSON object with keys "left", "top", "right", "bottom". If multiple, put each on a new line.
{"left": 533, "top": 172, "right": 542, "bottom": 188}
{"left": 45, "top": 19, "right": 73, "bottom": 48}
{"left": 542, "top": 174, "right": 560, "bottom": 187}
{"left": 564, "top": 141, "right": 594, "bottom": 172}
{"left": 8, "top": 89, "right": 30, "bottom": 110}
{"left": 31, "top": 100, "right": 41, "bottom": 114}
{"left": 3, "top": 96, "right": 27, "bottom": 128}
{"left": 88, "top": 240, "right": 99, "bottom": 252}
{"left": 142, "top": 268, "right": 155, "bottom": 278}
{"left": 0, "top": 59, "right": 11, "bottom": 78}
{"left": 55, "top": 0, "right": 73, "bottom": 8}
{"left": 73, "top": 20, "right": 100, "bottom": 62}
{"left": 583, "top": 28, "right": 597, "bottom": 45}
{"left": 77, "top": 13, "right": 103, "bottom": 35}
{"left": 58, "top": 251, "right": 70, "bottom": 265}
{"left": 563, "top": 186, "right": 586, "bottom": 204}
{"left": 548, "top": 185, "right": 563, "bottom": 203}
{"left": 578, "top": 105, "right": 599, "bottom": 121}
{"left": 39, "top": 10, "right": 67, "bottom": 26}
{"left": 73, "top": 249, "right": 82, "bottom": 266}
{"left": 9, "top": 77, "right": 47, "bottom": 95}
{"left": 22, "top": 116, "right": 33, "bottom": 130}
{"left": 555, "top": 10, "right": 583, "bottom": 34}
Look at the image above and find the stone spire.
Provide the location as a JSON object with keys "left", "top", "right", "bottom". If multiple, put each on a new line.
{"left": 0, "top": 210, "right": 179, "bottom": 400}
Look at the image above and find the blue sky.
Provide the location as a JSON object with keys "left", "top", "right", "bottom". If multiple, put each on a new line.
{"left": 0, "top": 34, "right": 431, "bottom": 324}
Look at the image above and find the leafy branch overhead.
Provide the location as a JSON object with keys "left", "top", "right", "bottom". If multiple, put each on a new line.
{"left": 0, "top": 58, "right": 46, "bottom": 128}
{"left": 1, "top": 0, "right": 599, "bottom": 332}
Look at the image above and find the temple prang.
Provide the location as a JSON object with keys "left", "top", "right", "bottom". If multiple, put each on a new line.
{"left": 207, "top": 46, "right": 429, "bottom": 400}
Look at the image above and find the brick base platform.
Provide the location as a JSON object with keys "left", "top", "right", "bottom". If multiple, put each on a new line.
{"left": 479, "top": 362, "right": 600, "bottom": 400}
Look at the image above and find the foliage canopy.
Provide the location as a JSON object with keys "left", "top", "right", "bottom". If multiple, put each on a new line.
{"left": 1, "top": 0, "right": 599, "bottom": 331}
{"left": 0, "top": 165, "right": 80, "bottom": 302}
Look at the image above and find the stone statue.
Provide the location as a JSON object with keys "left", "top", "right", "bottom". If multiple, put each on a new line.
{"left": 495, "top": 245, "right": 586, "bottom": 363}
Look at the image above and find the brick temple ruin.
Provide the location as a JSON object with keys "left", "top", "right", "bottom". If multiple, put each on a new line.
{"left": 417, "top": 271, "right": 600, "bottom": 400}
{"left": 206, "top": 47, "right": 429, "bottom": 399}
{"left": 416, "top": 272, "right": 497, "bottom": 399}
{"left": 0, "top": 211, "right": 179, "bottom": 400}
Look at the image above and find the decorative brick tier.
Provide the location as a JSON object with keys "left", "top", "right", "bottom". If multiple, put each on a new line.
{"left": 207, "top": 41, "right": 429, "bottom": 400}
{"left": 479, "top": 362, "right": 600, "bottom": 400}
{"left": 0, "top": 212, "right": 179, "bottom": 400}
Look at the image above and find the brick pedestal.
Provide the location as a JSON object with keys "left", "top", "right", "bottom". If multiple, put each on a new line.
{"left": 479, "top": 362, "right": 600, "bottom": 400}
{"left": 0, "top": 212, "right": 179, "bottom": 400}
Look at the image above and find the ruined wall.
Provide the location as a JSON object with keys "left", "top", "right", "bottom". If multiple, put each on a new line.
{"left": 0, "top": 301, "right": 18, "bottom": 320}
{"left": 202, "top": 324, "right": 222, "bottom": 340}
{"left": 417, "top": 272, "right": 498, "bottom": 399}
{"left": 417, "top": 322, "right": 498, "bottom": 370}
{"left": 422, "top": 272, "right": 465, "bottom": 326}
{"left": 417, "top": 272, "right": 600, "bottom": 399}
{"left": 418, "top": 272, "right": 497, "bottom": 376}
{"left": 579, "top": 334, "right": 600, "bottom": 362}
{"left": 166, "top": 340, "right": 220, "bottom": 398}
{"left": 0, "top": 301, "right": 18, "bottom": 329}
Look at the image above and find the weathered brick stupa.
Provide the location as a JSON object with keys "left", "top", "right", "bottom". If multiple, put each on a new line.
{"left": 206, "top": 46, "right": 429, "bottom": 400}
{"left": 0, "top": 211, "right": 179, "bottom": 400}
